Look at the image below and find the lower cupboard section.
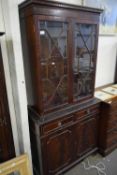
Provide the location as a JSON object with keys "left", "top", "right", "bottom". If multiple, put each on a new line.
{"left": 29, "top": 105, "right": 100, "bottom": 175}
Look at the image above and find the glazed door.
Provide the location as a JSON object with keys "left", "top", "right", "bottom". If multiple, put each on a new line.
{"left": 73, "top": 23, "right": 97, "bottom": 102}
{"left": 0, "top": 45, "right": 15, "bottom": 162}
{"left": 38, "top": 17, "right": 70, "bottom": 112}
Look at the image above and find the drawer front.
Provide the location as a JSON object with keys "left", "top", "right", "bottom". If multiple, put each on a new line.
{"left": 107, "top": 113, "right": 117, "bottom": 130}
{"left": 109, "top": 101, "right": 117, "bottom": 112}
{"left": 41, "top": 115, "right": 75, "bottom": 136}
{"left": 106, "top": 128, "right": 117, "bottom": 148}
{"left": 74, "top": 104, "right": 100, "bottom": 121}
{"left": 41, "top": 104, "right": 100, "bottom": 136}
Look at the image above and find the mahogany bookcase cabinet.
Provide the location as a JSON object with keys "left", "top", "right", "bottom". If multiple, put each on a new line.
{"left": 19, "top": 1, "right": 102, "bottom": 174}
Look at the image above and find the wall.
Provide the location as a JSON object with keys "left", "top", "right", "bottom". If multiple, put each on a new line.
{"left": 95, "top": 36, "right": 117, "bottom": 87}
{"left": 0, "top": 3, "right": 4, "bottom": 32}
{"left": 0, "top": 2, "right": 4, "bottom": 32}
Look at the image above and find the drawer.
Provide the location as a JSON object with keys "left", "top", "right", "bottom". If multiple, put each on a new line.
{"left": 109, "top": 101, "right": 117, "bottom": 112}
{"left": 107, "top": 120, "right": 117, "bottom": 130}
{"left": 74, "top": 105, "right": 100, "bottom": 121}
{"left": 106, "top": 128, "right": 117, "bottom": 147}
{"left": 108, "top": 113, "right": 117, "bottom": 122}
{"left": 107, "top": 113, "right": 117, "bottom": 130}
{"left": 41, "top": 115, "right": 75, "bottom": 135}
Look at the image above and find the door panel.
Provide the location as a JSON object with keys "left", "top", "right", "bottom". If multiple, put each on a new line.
{"left": 75, "top": 116, "right": 98, "bottom": 157}
{"left": 39, "top": 19, "right": 69, "bottom": 111}
{"left": 43, "top": 128, "right": 74, "bottom": 174}
{"left": 73, "top": 23, "right": 97, "bottom": 101}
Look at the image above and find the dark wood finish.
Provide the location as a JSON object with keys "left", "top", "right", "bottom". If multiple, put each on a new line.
{"left": 42, "top": 127, "right": 74, "bottom": 175}
{"left": 99, "top": 99, "right": 117, "bottom": 156}
{"left": 19, "top": 0, "right": 102, "bottom": 115}
{"left": 0, "top": 45, "right": 15, "bottom": 162}
{"left": 29, "top": 100, "right": 100, "bottom": 175}
{"left": 19, "top": 0, "right": 102, "bottom": 13}
{"left": 19, "top": 1, "right": 102, "bottom": 174}
{"left": 75, "top": 115, "right": 99, "bottom": 157}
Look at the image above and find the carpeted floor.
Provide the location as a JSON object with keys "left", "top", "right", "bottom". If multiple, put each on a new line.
{"left": 64, "top": 149, "right": 117, "bottom": 175}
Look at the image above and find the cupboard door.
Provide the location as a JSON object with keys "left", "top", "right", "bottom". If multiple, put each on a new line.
{"left": 42, "top": 128, "right": 74, "bottom": 175}
{"left": 75, "top": 116, "right": 98, "bottom": 157}
{"left": 73, "top": 23, "right": 97, "bottom": 101}
{"left": 39, "top": 19, "right": 69, "bottom": 111}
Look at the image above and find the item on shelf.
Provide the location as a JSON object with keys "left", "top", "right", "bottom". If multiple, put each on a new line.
{"left": 112, "top": 84, "right": 117, "bottom": 88}
{"left": 102, "top": 87, "right": 117, "bottom": 95}
{"left": 95, "top": 91, "right": 113, "bottom": 101}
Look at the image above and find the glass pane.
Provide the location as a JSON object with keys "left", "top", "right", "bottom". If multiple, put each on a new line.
{"left": 40, "top": 21, "right": 68, "bottom": 110}
{"left": 73, "top": 24, "right": 96, "bottom": 100}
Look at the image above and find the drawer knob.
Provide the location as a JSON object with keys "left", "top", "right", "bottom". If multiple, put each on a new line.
{"left": 58, "top": 122, "right": 62, "bottom": 127}
{"left": 87, "top": 109, "right": 90, "bottom": 114}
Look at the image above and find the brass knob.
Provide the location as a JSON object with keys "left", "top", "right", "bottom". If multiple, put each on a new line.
{"left": 87, "top": 109, "right": 90, "bottom": 114}
{"left": 58, "top": 122, "right": 62, "bottom": 127}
